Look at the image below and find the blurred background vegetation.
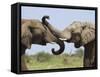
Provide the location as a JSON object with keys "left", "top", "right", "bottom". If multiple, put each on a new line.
{"left": 22, "top": 48, "right": 84, "bottom": 70}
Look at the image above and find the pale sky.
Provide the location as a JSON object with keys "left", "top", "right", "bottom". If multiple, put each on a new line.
{"left": 21, "top": 6, "right": 95, "bottom": 55}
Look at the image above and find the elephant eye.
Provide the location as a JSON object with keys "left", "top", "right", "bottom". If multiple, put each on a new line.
{"left": 71, "top": 29, "right": 74, "bottom": 33}
{"left": 72, "top": 33, "right": 81, "bottom": 41}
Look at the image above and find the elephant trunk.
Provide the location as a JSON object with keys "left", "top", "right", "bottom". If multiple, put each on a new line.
{"left": 52, "top": 39, "right": 65, "bottom": 55}
{"left": 42, "top": 16, "right": 67, "bottom": 39}
{"left": 42, "top": 16, "right": 67, "bottom": 55}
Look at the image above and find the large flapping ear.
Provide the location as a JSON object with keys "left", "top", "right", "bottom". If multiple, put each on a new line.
{"left": 21, "top": 22, "right": 32, "bottom": 49}
{"left": 81, "top": 25, "right": 95, "bottom": 45}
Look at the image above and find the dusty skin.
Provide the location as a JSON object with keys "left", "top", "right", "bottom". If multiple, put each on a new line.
{"left": 43, "top": 16, "right": 95, "bottom": 67}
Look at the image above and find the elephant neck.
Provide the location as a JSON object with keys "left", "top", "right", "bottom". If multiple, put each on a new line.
{"left": 84, "top": 40, "right": 95, "bottom": 49}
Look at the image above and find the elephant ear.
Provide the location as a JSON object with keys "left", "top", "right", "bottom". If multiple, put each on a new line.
{"left": 21, "top": 22, "right": 32, "bottom": 49}
{"left": 81, "top": 25, "right": 95, "bottom": 45}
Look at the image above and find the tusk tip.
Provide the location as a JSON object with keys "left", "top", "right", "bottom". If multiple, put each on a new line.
{"left": 59, "top": 38, "right": 67, "bottom": 41}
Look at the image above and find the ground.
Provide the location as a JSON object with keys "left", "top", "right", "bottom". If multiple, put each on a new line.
{"left": 22, "top": 52, "right": 83, "bottom": 70}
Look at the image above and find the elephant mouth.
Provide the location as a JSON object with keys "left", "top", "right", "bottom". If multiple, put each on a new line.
{"left": 74, "top": 42, "right": 81, "bottom": 48}
{"left": 40, "top": 40, "right": 47, "bottom": 45}
{"left": 41, "top": 42, "right": 47, "bottom": 45}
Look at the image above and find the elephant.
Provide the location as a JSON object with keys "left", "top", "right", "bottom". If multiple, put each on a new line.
{"left": 21, "top": 17, "right": 65, "bottom": 70}
{"left": 62, "top": 21, "right": 95, "bottom": 67}
{"left": 42, "top": 16, "right": 96, "bottom": 67}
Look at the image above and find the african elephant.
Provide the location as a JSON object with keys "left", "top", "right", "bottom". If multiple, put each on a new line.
{"left": 21, "top": 17, "right": 65, "bottom": 70}
{"left": 43, "top": 16, "right": 95, "bottom": 67}
{"left": 62, "top": 21, "right": 95, "bottom": 67}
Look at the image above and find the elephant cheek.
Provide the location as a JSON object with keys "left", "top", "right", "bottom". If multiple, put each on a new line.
{"left": 44, "top": 33, "right": 56, "bottom": 43}
{"left": 44, "top": 37, "right": 52, "bottom": 43}
{"left": 27, "top": 44, "right": 31, "bottom": 49}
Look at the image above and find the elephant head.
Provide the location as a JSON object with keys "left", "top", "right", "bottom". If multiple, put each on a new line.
{"left": 62, "top": 21, "right": 95, "bottom": 48}
{"left": 21, "top": 18, "right": 65, "bottom": 55}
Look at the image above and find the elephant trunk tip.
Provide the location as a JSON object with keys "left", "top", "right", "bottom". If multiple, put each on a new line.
{"left": 52, "top": 48, "right": 62, "bottom": 55}
{"left": 51, "top": 41, "right": 65, "bottom": 55}
{"left": 42, "top": 15, "right": 50, "bottom": 21}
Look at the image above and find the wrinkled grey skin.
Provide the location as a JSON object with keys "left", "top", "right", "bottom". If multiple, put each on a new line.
{"left": 41, "top": 16, "right": 65, "bottom": 55}
{"left": 21, "top": 17, "right": 65, "bottom": 70}
{"left": 43, "top": 16, "right": 95, "bottom": 67}
{"left": 63, "top": 21, "right": 95, "bottom": 67}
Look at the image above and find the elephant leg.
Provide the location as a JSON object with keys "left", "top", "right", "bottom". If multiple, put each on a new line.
{"left": 90, "top": 56, "right": 95, "bottom": 67}
{"left": 84, "top": 45, "right": 91, "bottom": 67}
{"left": 84, "top": 56, "right": 95, "bottom": 67}
{"left": 21, "top": 45, "right": 27, "bottom": 70}
{"left": 83, "top": 57, "right": 90, "bottom": 67}
{"left": 90, "top": 41, "right": 95, "bottom": 67}
{"left": 84, "top": 41, "right": 95, "bottom": 67}
{"left": 21, "top": 54, "right": 27, "bottom": 70}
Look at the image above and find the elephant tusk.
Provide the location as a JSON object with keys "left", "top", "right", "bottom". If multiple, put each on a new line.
{"left": 50, "top": 42, "right": 55, "bottom": 44}
{"left": 59, "top": 38, "right": 67, "bottom": 41}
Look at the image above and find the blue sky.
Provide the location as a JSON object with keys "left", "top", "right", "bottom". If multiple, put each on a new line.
{"left": 21, "top": 6, "right": 95, "bottom": 55}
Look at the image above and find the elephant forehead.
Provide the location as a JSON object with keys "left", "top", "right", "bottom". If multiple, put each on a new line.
{"left": 61, "top": 29, "right": 71, "bottom": 40}
{"left": 21, "top": 19, "right": 30, "bottom": 24}
{"left": 29, "top": 20, "right": 47, "bottom": 31}
{"left": 22, "top": 19, "right": 46, "bottom": 32}
{"left": 68, "top": 22, "right": 82, "bottom": 33}
{"left": 70, "top": 21, "right": 82, "bottom": 27}
{"left": 71, "top": 25, "right": 82, "bottom": 31}
{"left": 34, "top": 22, "right": 46, "bottom": 30}
{"left": 72, "top": 28, "right": 82, "bottom": 33}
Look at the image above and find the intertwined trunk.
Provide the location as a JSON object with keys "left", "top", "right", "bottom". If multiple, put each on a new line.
{"left": 42, "top": 16, "right": 65, "bottom": 55}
